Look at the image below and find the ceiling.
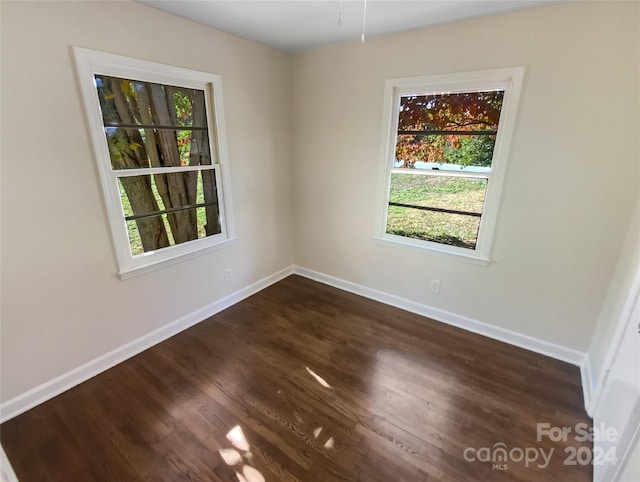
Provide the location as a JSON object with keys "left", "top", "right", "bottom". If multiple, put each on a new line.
{"left": 138, "top": 0, "right": 556, "bottom": 52}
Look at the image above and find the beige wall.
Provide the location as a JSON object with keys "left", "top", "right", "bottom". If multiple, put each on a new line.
{"left": 0, "top": 1, "right": 294, "bottom": 402}
{"left": 291, "top": 1, "right": 639, "bottom": 351}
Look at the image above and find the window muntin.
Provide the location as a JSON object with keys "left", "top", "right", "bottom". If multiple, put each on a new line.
{"left": 378, "top": 68, "right": 524, "bottom": 262}
{"left": 103, "top": 126, "right": 212, "bottom": 169}
{"left": 75, "top": 48, "right": 234, "bottom": 277}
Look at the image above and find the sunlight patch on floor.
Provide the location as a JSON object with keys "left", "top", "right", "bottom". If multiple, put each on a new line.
{"left": 218, "top": 425, "right": 265, "bottom": 482}
{"left": 236, "top": 464, "right": 265, "bottom": 482}
{"left": 323, "top": 436, "right": 335, "bottom": 449}
{"left": 219, "top": 448, "right": 243, "bottom": 466}
{"left": 305, "top": 366, "right": 333, "bottom": 389}
{"left": 227, "top": 425, "right": 251, "bottom": 452}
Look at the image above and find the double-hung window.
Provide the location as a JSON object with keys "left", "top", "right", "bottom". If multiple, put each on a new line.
{"left": 377, "top": 67, "right": 524, "bottom": 263}
{"left": 74, "top": 48, "right": 235, "bottom": 278}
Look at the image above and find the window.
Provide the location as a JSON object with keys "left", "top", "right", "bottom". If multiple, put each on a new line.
{"left": 74, "top": 48, "right": 235, "bottom": 277}
{"left": 377, "top": 68, "right": 524, "bottom": 263}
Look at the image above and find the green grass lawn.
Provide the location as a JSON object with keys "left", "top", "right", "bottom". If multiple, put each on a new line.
{"left": 386, "top": 173, "right": 486, "bottom": 249}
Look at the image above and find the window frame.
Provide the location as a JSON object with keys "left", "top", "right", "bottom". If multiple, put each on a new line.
{"left": 74, "top": 47, "right": 236, "bottom": 278}
{"left": 375, "top": 67, "right": 525, "bottom": 264}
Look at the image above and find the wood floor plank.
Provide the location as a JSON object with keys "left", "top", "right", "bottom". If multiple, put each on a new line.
{"left": 1, "top": 275, "right": 592, "bottom": 481}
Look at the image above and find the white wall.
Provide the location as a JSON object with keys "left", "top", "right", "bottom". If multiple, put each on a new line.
{"left": 620, "top": 438, "right": 640, "bottom": 482}
{"left": 0, "top": 1, "right": 293, "bottom": 403}
{"left": 291, "top": 1, "right": 639, "bottom": 351}
{"left": 587, "top": 195, "right": 640, "bottom": 405}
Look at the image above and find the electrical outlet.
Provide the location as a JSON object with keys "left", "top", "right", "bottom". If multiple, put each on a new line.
{"left": 224, "top": 268, "right": 232, "bottom": 282}
{"left": 430, "top": 279, "right": 441, "bottom": 294}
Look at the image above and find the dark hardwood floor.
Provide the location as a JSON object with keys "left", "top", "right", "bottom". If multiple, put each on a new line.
{"left": 2, "top": 275, "right": 592, "bottom": 481}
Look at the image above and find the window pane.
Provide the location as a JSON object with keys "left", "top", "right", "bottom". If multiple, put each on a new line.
{"left": 94, "top": 75, "right": 207, "bottom": 128}
{"left": 94, "top": 75, "right": 215, "bottom": 171}
{"left": 126, "top": 207, "right": 214, "bottom": 256}
{"left": 103, "top": 127, "right": 212, "bottom": 169}
{"left": 389, "top": 173, "right": 486, "bottom": 214}
{"left": 396, "top": 90, "right": 503, "bottom": 169}
{"left": 386, "top": 206, "right": 481, "bottom": 250}
{"left": 118, "top": 171, "right": 221, "bottom": 255}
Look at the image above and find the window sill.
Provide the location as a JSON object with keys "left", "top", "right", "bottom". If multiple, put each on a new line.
{"left": 118, "top": 237, "right": 237, "bottom": 280}
{"left": 373, "top": 234, "right": 490, "bottom": 266}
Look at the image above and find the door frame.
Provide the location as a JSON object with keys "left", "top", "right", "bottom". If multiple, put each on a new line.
{"left": 589, "top": 259, "right": 640, "bottom": 416}
{"left": 590, "top": 258, "right": 640, "bottom": 481}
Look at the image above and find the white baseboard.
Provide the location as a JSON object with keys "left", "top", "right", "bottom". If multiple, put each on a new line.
{"left": 0, "top": 266, "right": 294, "bottom": 424}
{"left": 293, "top": 265, "right": 587, "bottom": 367}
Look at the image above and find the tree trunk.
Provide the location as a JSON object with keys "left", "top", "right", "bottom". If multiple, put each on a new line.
{"left": 148, "top": 84, "right": 197, "bottom": 243}
{"left": 110, "top": 79, "right": 169, "bottom": 252}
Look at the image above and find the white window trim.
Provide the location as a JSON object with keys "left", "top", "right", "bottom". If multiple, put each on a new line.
{"left": 374, "top": 67, "right": 525, "bottom": 264}
{"left": 74, "top": 47, "right": 236, "bottom": 279}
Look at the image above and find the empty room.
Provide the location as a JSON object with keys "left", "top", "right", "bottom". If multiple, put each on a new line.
{"left": 1, "top": 1, "right": 639, "bottom": 481}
